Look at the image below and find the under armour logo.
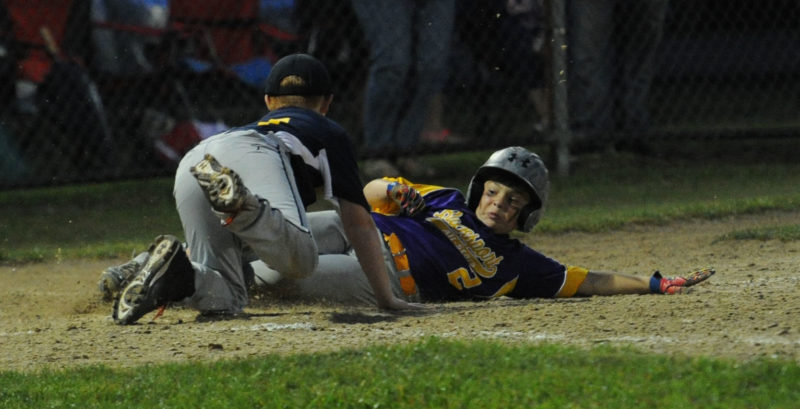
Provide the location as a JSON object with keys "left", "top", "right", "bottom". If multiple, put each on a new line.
{"left": 508, "top": 152, "right": 531, "bottom": 167}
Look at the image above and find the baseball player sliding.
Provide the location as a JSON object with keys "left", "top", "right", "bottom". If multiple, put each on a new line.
{"left": 247, "top": 146, "right": 715, "bottom": 304}
{"left": 101, "top": 145, "right": 714, "bottom": 315}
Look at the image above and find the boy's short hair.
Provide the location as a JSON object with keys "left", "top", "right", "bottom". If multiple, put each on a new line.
{"left": 265, "top": 53, "right": 332, "bottom": 96}
{"left": 269, "top": 76, "right": 328, "bottom": 110}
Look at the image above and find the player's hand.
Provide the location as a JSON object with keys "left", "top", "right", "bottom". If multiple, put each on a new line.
{"left": 378, "top": 296, "right": 434, "bottom": 315}
{"left": 387, "top": 182, "right": 425, "bottom": 216}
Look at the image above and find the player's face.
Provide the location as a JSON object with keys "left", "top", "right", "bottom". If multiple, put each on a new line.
{"left": 476, "top": 180, "right": 530, "bottom": 235}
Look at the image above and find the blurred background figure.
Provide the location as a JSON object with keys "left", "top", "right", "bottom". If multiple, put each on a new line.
{"left": 499, "top": 0, "right": 549, "bottom": 133}
{"left": 567, "top": 0, "right": 669, "bottom": 153}
{"left": 3, "top": 0, "right": 799, "bottom": 189}
{"left": 351, "top": 0, "right": 455, "bottom": 178}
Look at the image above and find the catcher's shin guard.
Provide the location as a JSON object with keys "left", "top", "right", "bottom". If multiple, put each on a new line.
{"left": 651, "top": 267, "right": 715, "bottom": 294}
{"left": 113, "top": 235, "right": 195, "bottom": 324}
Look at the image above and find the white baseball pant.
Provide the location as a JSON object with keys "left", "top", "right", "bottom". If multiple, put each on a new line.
{"left": 174, "top": 129, "right": 318, "bottom": 313}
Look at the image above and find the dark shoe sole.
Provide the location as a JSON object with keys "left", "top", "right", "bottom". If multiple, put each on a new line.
{"left": 113, "top": 235, "right": 194, "bottom": 325}
{"left": 190, "top": 154, "right": 246, "bottom": 213}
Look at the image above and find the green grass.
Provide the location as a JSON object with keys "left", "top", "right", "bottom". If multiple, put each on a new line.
{"left": 2, "top": 145, "right": 800, "bottom": 263}
{"left": 0, "top": 178, "right": 182, "bottom": 262}
{"left": 715, "top": 224, "right": 800, "bottom": 242}
{"left": 542, "top": 160, "right": 800, "bottom": 233}
{"left": 1, "top": 338, "right": 798, "bottom": 409}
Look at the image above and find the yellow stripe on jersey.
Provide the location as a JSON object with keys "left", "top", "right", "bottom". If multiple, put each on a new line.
{"left": 258, "top": 117, "right": 291, "bottom": 126}
{"left": 489, "top": 276, "right": 518, "bottom": 298}
{"left": 556, "top": 266, "right": 589, "bottom": 298}
{"left": 383, "top": 233, "right": 418, "bottom": 297}
{"left": 384, "top": 176, "right": 443, "bottom": 195}
{"left": 372, "top": 177, "right": 445, "bottom": 215}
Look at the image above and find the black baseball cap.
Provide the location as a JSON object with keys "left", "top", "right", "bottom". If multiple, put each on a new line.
{"left": 264, "top": 53, "right": 333, "bottom": 96}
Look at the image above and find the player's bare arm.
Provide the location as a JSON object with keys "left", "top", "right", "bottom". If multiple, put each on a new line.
{"left": 575, "top": 271, "right": 652, "bottom": 295}
{"left": 575, "top": 268, "right": 716, "bottom": 296}
{"left": 338, "top": 198, "right": 426, "bottom": 311}
{"left": 363, "top": 179, "right": 394, "bottom": 210}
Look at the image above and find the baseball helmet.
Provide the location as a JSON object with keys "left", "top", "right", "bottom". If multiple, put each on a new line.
{"left": 466, "top": 146, "right": 549, "bottom": 232}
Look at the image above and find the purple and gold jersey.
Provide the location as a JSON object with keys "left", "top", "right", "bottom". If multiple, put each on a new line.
{"left": 371, "top": 179, "right": 568, "bottom": 301}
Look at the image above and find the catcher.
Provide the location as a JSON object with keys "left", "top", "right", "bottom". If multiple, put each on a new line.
{"left": 100, "top": 53, "right": 422, "bottom": 324}
{"left": 247, "top": 146, "right": 715, "bottom": 304}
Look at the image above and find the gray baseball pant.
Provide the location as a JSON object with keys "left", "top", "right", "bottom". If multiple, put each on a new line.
{"left": 174, "top": 129, "right": 318, "bottom": 314}
{"left": 251, "top": 210, "right": 412, "bottom": 305}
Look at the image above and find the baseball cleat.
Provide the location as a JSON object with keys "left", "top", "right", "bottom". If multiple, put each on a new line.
{"left": 190, "top": 154, "right": 251, "bottom": 214}
{"left": 113, "top": 235, "right": 195, "bottom": 325}
{"left": 98, "top": 251, "right": 150, "bottom": 301}
{"left": 653, "top": 267, "right": 715, "bottom": 294}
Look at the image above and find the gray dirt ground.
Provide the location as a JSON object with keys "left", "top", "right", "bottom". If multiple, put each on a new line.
{"left": 1, "top": 210, "right": 798, "bottom": 373}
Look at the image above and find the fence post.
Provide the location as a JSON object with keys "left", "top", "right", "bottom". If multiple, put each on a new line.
{"left": 545, "top": 0, "right": 571, "bottom": 176}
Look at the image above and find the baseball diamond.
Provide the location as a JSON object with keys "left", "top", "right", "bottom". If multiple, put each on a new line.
{"left": 1, "top": 209, "right": 798, "bottom": 372}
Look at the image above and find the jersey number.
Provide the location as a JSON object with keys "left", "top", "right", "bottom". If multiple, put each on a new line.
{"left": 447, "top": 267, "right": 481, "bottom": 290}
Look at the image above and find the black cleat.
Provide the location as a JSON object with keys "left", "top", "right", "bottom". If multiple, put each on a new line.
{"left": 98, "top": 251, "right": 150, "bottom": 301}
{"left": 113, "top": 235, "right": 195, "bottom": 325}
{"left": 190, "top": 154, "right": 251, "bottom": 214}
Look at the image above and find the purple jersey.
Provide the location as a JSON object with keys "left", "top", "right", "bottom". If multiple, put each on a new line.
{"left": 372, "top": 186, "right": 567, "bottom": 301}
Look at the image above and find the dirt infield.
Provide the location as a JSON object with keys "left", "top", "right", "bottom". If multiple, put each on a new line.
{"left": 2, "top": 210, "right": 798, "bottom": 373}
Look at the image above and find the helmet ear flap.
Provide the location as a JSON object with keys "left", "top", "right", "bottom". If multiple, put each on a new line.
{"left": 466, "top": 174, "right": 485, "bottom": 213}
{"left": 520, "top": 203, "right": 545, "bottom": 232}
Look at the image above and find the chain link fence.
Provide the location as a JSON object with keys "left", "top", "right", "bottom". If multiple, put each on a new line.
{"left": 1, "top": 0, "right": 798, "bottom": 188}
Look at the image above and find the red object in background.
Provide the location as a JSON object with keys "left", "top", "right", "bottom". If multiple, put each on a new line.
{"left": 154, "top": 119, "right": 228, "bottom": 165}
{"left": 4, "top": 0, "right": 75, "bottom": 82}
{"left": 154, "top": 120, "right": 202, "bottom": 164}
{"left": 169, "top": 0, "right": 264, "bottom": 66}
